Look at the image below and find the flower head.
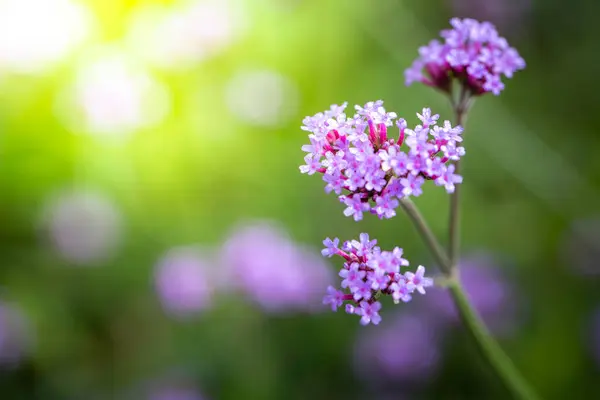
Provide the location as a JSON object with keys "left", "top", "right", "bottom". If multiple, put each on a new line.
{"left": 300, "top": 101, "right": 464, "bottom": 220}
{"left": 321, "top": 234, "right": 433, "bottom": 325}
{"left": 405, "top": 18, "right": 525, "bottom": 96}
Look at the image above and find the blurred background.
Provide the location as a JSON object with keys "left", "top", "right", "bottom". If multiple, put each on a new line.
{"left": 0, "top": 0, "right": 599, "bottom": 399}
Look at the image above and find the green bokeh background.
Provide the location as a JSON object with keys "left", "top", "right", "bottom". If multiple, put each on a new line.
{"left": 1, "top": 0, "right": 599, "bottom": 399}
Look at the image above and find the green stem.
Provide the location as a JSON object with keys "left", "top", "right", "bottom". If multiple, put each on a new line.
{"left": 399, "top": 198, "right": 451, "bottom": 275}
{"left": 447, "top": 280, "right": 540, "bottom": 400}
{"left": 399, "top": 163, "right": 539, "bottom": 399}
{"left": 448, "top": 94, "right": 469, "bottom": 268}
{"left": 448, "top": 157, "right": 462, "bottom": 267}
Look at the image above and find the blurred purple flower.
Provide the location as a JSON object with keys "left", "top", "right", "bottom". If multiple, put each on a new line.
{"left": 560, "top": 216, "right": 600, "bottom": 276}
{"left": 449, "top": 0, "right": 532, "bottom": 37}
{"left": 588, "top": 307, "right": 600, "bottom": 370}
{"left": 426, "top": 253, "right": 521, "bottom": 337}
{"left": 0, "top": 301, "right": 33, "bottom": 368}
{"left": 154, "top": 247, "right": 214, "bottom": 318}
{"left": 40, "top": 189, "right": 123, "bottom": 266}
{"left": 220, "top": 221, "right": 333, "bottom": 313}
{"left": 354, "top": 312, "right": 443, "bottom": 385}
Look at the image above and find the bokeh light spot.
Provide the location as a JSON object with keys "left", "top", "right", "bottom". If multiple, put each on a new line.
{"left": 0, "top": 0, "right": 93, "bottom": 74}
{"left": 126, "top": 0, "right": 247, "bottom": 70}
{"left": 55, "top": 47, "right": 171, "bottom": 139}
{"left": 39, "top": 188, "right": 124, "bottom": 266}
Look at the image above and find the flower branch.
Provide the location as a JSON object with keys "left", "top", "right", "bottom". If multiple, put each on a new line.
{"left": 298, "top": 15, "right": 537, "bottom": 400}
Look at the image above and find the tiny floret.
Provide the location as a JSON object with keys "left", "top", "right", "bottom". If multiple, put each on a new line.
{"left": 299, "top": 101, "right": 464, "bottom": 220}
{"left": 321, "top": 234, "right": 433, "bottom": 325}
{"left": 405, "top": 18, "right": 525, "bottom": 96}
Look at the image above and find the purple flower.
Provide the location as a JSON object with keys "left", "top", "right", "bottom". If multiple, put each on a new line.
{"left": 369, "top": 269, "right": 391, "bottom": 291}
{"left": 354, "top": 312, "right": 443, "bottom": 384}
{"left": 0, "top": 301, "right": 33, "bottom": 368}
{"left": 358, "top": 301, "right": 382, "bottom": 326}
{"left": 416, "top": 108, "right": 440, "bottom": 127}
{"left": 482, "top": 73, "right": 505, "bottom": 95}
{"left": 380, "top": 146, "right": 409, "bottom": 176}
{"left": 374, "top": 194, "right": 399, "bottom": 219}
{"left": 390, "top": 280, "right": 413, "bottom": 304}
{"left": 321, "top": 237, "right": 340, "bottom": 257}
{"left": 221, "top": 221, "right": 334, "bottom": 313}
{"left": 391, "top": 247, "right": 410, "bottom": 269}
{"left": 447, "top": 48, "right": 471, "bottom": 67}
{"left": 450, "top": 0, "right": 532, "bottom": 39}
{"left": 400, "top": 174, "right": 425, "bottom": 197}
{"left": 300, "top": 101, "right": 464, "bottom": 221}
{"left": 351, "top": 233, "right": 377, "bottom": 257}
{"left": 340, "top": 263, "right": 367, "bottom": 290}
{"left": 405, "top": 18, "right": 525, "bottom": 96}
{"left": 404, "top": 266, "right": 434, "bottom": 295}
{"left": 154, "top": 247, "right": 213, "bottom": 318}
{"left": 323, "top": 286, "right": 344, "bottom": 311}
{"left": 322, "top": 150, "right": 347, "bottom": 174}
{"left": 352, "top": 282, "right": 373, "bottom": 302}
{"left": 341, "top": 193, "right": 370, "bottom": 221}
{"left": 299, "top": 153, "right": 321, "bottom": 175}
{"left": 434, "top": 164, "right": 463, "bottom": 193}
{"left": 368, "top": 250, "right": 395, "bottom": 274}
{"left": 364, "top": 169, "right": 387, "bottom": 192}
{"left": 321, "top": 234, "right": 432, "bottom": 325}
{"left": 323, "top": 171, "right": 345, "bottom": 195}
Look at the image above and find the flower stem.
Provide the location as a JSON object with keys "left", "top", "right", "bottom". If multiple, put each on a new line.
{"left": 448, "top": 93, "right": 470, "bottom": 268}
{"left": 448, "top": 156, "right": 462, "bottom": 267}
{"left": 399, "top": 198, "right": 451, "bottom": 275}
{"left": 399, "top": 194, "right": 539, "bottom": 399}
{"left": 447, "top": 279, "right": 540, "bottom": 400}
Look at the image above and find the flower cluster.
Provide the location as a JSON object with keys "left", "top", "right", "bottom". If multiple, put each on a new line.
{"left": 405, "top": 18, "right": 525, "bottom": 96}
{"left": 322, "top": 234, "right": 433, "bottom": 325}
{"left": 300, "top": 101, "right": 464, "bottom": 221}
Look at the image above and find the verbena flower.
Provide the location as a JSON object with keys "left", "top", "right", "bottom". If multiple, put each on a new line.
{"left": 300, "top": 101, "right": 464, "bottom": 221}
{"left": 322, "top": 234, "right": 433, "bottom": 325}
{"left": 405, "top": 18, "right": 525, "bottom": 96}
